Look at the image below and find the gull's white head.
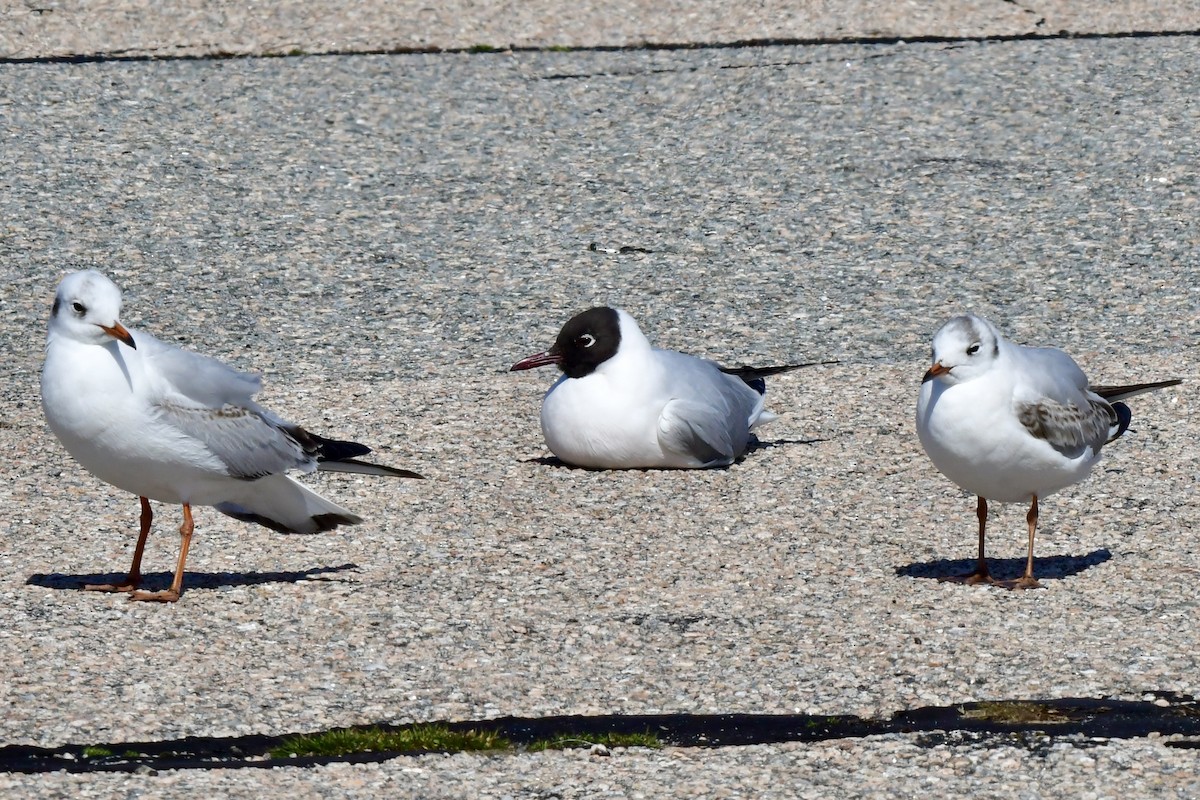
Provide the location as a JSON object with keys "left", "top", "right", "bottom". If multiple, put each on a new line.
{"left": 48, "top": 270, "right": 136, "bottom": 349}
{"left": 923, "top": 313, "right": 1001, "bottom": 386}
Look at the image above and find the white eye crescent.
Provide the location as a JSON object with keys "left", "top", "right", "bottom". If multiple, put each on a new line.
{"left": 579, "top": 333, "right": 596, "bottom": 348}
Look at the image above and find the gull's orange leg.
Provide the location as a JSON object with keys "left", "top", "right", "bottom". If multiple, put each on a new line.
{"left": 1004, "top": 495, "right": 1044, "bottom": 590}
{"left": 942, "top": 496, "right": 996, "bottom": 585}
{"left": 130, "top": 503, "right": 193, "bottom": 603}
{"left": 85, "top": 496, "right": 152, "bottom": 593}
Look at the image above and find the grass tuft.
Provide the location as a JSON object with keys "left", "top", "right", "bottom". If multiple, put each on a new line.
{"left": 270, "top": 724, "right": 509, "bottom": 759}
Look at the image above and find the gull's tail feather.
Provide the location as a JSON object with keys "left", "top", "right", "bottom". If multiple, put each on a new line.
{"left": 1092, "top": 379, "right": 1182, "bottom": 403}
{"left": 318, "top": 458, "right": 424, "bottom": 479}
{"left": 721, "top": 359, "right": 839, "bottom": 394}
{"left": 1095, "top": 379, "right": 1180, "bottom": 443}
{"left": 305, "top": 431, "right": 424, "bottom": 479}
{"left": 720, "top": 360, "right": 839, "bottom": 381}
{"left": 215, "top": 475, "right": 362, "bottom": 534}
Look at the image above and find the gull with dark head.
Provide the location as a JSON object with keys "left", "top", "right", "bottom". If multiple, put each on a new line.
{"left": 510, "top": 306, "right": 831, "bottom": 469}
{"left": 40, "top": 270, "right": 422, "bottom": 603}
{"left": 916, "top": 313, "right": 1180, "bottom": 589}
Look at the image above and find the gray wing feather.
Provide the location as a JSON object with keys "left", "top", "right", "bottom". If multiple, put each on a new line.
{"left": 653, "top": 352, "right": 766, "bottom": 466}
{"left": 1012, "top": 348, "right": 1181, "bottom": 457}
{"left": 131, "top": 327, "right": 313, "bottom": 478}
{"left": 1015, "top": 396, "right": 1117, "bottom": 459}
{"left": 153, "top": 402, "right": 312, "bottom": 479}
{"left": 131, "top": 327, "right": 417, "bottom": 480}
{"left": 658, "top": 399, "right": 740, "bottom": 466}
{"left": 135, "top": 328, "right": 262, "bottom": 407}
{"left": 1015, "top": 346, "right": 1091, "bottom": 401}
{"left": 1009, "top": 344, "right": 1119, "bottom": 458}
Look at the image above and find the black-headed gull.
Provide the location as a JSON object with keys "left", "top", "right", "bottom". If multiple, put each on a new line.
{"left": 509, "top": 306, "right": 831, "bottom": 469}
{"left": 40, "top": 270, "right": 422, "bottom": 603}
{"left": 916, "top": 313, "right": 1180, "bottom": 589}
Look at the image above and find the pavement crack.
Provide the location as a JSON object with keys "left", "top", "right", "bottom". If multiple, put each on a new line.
{"left": 2, "top": 694, "right": 1196, "bottom": 773}
{"left": 3, "top": 29, "right": 1200, "bottom": 66}
{"left": 1001, "top": 0, "right": 1048, "bottom": 30}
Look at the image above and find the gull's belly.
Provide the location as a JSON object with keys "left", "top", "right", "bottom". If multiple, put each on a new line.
{"left": 917, "top": 380, "right": 1098, "bottom": 503}
{"left": 42, "top": 350, "right": 230, "bottom": 504}
{"left": 540, "top": 376, "right": 685, "bottom": 468}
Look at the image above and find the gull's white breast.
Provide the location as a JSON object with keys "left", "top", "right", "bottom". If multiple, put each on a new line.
{"left": 41, "top": 335, "right": 232, "bottom": 504}
{"left": 916, "top": 367, "right": 1101, "bottom": 504}
{"left": 540, "top": 370, "right": 672, "bottom": 468}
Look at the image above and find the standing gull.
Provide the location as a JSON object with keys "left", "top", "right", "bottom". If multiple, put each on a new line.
{"left": 40, "top": 270, "right": 422, "bottom": 603}
{"left": 915, "top": 313, "right": 1179, "bottom": 588}
{"left": 510, "top": 306, "right": 832, "bottom": 469}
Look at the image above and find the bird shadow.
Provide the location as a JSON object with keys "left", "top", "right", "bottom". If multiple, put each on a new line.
{"left": 745, "top": 436, "right": 827, "bottom": 454}
{"left": 520, "top": 455, "right": 578, "bottom": 468}
{"left": 25, "top": 562, "right": 360, "bottom": 593}
{"left": 517, "top": 437, "right": 828, "bottom": 470}
{"left": 895, "top": 549, "right": 1113, "bottom": 583}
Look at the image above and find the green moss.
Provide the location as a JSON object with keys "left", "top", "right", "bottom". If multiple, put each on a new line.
{"left": 961, "top": 701, "right": 1071, "bottom": 724}
{"left": 270, "top": 724, "right": 510, "bottom": 759}
{"left": 469, "top": 44, "right": 500, "bottom": 53}
{"left": 270, "top": 724, "right": 662, "bottom": 760}
{"left": 82, "top": 746, "right": 114, "bottom": 758}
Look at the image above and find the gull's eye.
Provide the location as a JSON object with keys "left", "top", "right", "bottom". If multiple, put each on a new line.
{"left": 966, "top": 342, "right": 981, "bottom": 355}
{"left": 577, "top": 333, "right": 596, "bottom": 348}
{"left": 71, "top": 301, "right": 87, "bottom": 316}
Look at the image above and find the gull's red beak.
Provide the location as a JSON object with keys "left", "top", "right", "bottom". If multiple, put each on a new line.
{"left": 509, "top": 350, "right": 561, "bottom": 372}
{"left": 100, "top": 321, "right": 136, "bottom": 349}
{"left": 922, "top": 362, "right": 950, "bottom": 383}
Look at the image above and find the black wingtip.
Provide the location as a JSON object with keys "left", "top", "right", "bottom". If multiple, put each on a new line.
{"left": 1109, "top": 401, "right": 1133, "bottom": 442}
{"left": 311, "top": 434, "right": 374, "bottom": 463}
{"left": 719, "top": 359, "right": 840, "bottom": 382}
{"left": 1092, "top": 379, "right": 1183, "bottom": 402}
{"left": 215, "top": 506, "right": 361, "bottom": 534}
{"left": 720, "top": 359, "right": 839, "bottom": 392}
{"left": 298, "top": 430, "right": 423, "bottom": 478}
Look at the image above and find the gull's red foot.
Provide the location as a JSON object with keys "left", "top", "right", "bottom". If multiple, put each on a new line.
{"left": 997, "top": 575, "right": 1043, "bottom": 590}
{"left": 84, "top": 580, "right": 139, "bottom": 593}
{"left": 940, "top": 570, "right": 998, "bottom": 587}
{"left": 129, "top": 589, "right": 181, "bottom": 603}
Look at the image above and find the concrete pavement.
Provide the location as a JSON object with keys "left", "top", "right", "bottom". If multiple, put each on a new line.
{"left": 1, "top": 1, "right": 1198, "bottom": 60}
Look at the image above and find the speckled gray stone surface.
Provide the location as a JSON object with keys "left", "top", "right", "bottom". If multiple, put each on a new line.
{"left": 3, "top": 1, "right": 1198, "bottom": 60}
{"left": 0, "top": 32, "right": 1198, "bottom": 800}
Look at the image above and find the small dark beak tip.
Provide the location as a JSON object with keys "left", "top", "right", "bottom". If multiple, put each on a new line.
{"left": 100, "top": 323, "right": 136, "bottom": 349}
{"left": 923, "top": 363, "right": 950, "bottom": 383}
{"left": 509, "top": 351, "right": 560, "bottom": 372}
